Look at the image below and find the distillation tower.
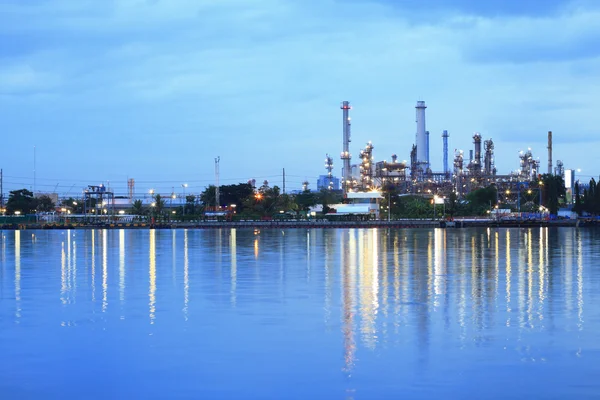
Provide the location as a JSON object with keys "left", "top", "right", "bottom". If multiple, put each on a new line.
{"left": 359, "top": 142, "right": 374, "bottom": 190}
{"left": 519, "top": 149, "right": 540, "bottom": 180}
{"left": 325, "top": 154, "right": 334, "bottom": 190}
{"left": 340, "top": 101, "right": 352, "bottom": 195}
{"left": 483, "top": 139, "right": 496, "bottom": 176}
{"left": 442, "top": 130, "right": 449, "bottom": 177}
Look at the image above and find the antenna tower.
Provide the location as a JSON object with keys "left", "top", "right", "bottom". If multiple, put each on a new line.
{"left": 127, "top": 178, "right": 135, "bottom": 200}
{"left": 215, "top": 156, "right": 220, "bottom": 209}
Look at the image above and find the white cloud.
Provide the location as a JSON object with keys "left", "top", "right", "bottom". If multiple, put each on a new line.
{"left": 0, "top": 0, "right": 599, "bottom": 192}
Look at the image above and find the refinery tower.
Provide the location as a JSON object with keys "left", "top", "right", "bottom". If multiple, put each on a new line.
{"left": 415, "top": 101, "right": 429, "bottom": 175}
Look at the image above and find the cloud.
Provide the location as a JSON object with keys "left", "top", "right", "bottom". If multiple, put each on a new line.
{"left": 0, "top": 63, "right": 62, "bottom": 94}
{"left": 460, "top": 10, "right": 600, "bottom": 64}
{"left": 0, "top": 0, "right": 599, "bottom": 192}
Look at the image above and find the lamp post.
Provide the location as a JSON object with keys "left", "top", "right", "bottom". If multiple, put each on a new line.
{"left": 387, "top": 191, "right": 391, "bottom": 222}
{"left": 538, "top": 180, "right": 543, "bottom": 210}
{"left": 182, "top": 183, "right": 188, "bottom": 217}
{"left": 171, "top": 190, "right": 176, "bottom": 221}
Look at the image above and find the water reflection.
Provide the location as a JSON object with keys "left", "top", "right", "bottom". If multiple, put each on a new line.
{"left": 149, "top": 229, "right": 156, "bottom": 324}
{"left": 183, "top": 229, "right": 189, "bottom": 320}
{"left": 342, "top": 230, "right": 357, "bottom": 372}
{"left": 119, "top": 229, "right": 125, "bottom": 303}
{"left": 577, "top": 231, "right": 584, "bottom": 330}
{"left": 60, "top": 231, "right": 77, "bottom": 305}
{"left": 102, "top": 230, "right": 108, "bottom": 312}
{"left": 230, "top": 229, "right": 237, "bottom": 307}
{"left": 15, "top": 230, "right": 21, "bottom": 320}
{"left": 2, "top": 227, "right": 598, "bottom": 396}
{"left": 91, "top": 230, "right": 96, "bottom": 302}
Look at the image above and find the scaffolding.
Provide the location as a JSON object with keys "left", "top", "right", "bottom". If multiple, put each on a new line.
{"left": 83, "top": 185, "right": 115, "bottom": 223}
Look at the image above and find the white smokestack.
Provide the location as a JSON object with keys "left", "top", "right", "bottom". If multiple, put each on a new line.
{"left": 415, "top": 101, "right": 427, "bottom": 167}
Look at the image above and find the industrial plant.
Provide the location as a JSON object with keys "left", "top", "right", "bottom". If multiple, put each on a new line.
{"left": 327, "top": 100, "right": 575, "bottom": 206}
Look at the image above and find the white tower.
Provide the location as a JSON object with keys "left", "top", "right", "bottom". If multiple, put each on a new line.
{"left": 340, "top": 101, "right": 352, "bottom": 195}
{"left": 415, "top": 101, "right": 427, "bottom": 171}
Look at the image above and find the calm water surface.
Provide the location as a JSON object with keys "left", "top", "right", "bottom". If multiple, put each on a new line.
{"left": 1, "top": 228, "right": 600, "bottom": 399}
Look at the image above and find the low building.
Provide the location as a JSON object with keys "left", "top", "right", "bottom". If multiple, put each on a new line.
{"left": 317, "top": 191, "right": 383, "bottom": 219}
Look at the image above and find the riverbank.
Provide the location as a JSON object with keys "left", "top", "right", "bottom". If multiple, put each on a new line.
{"left": 0, "top": 218, "right": 582, "bottom": 230}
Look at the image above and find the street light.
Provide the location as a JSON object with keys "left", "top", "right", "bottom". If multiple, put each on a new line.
{"left": 182, "top": 184, "right": 188, "bottom": 216}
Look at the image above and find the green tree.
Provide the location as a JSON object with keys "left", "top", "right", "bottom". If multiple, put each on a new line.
{"left": 541, "top": 173, "right": 566, "bottom": 215}
{"left": 36, "top": 195, "right": 55, "bottom": 212}
{"left": 318, "top": 189, "right": 341, "bottom": 214}
{"left": 200, "top": 183, "right": 254, "bottom": 212}
{"left": 294, "top": 190, "right": 319, "bottom": 214}
{"left": 584, "top": 178, "right": 596, "bottom": 214}
{"left": 447, "top": 191, "right": 458, "bottom": 218}
{"left": 465, "top": 186, "right": 497, "bottom": 215}
{"left": 185, "top": 194, "right": 197, "bottom": 215}
{"left": 131, "top": 199, "right": 144, "bottom": 216}
{"left": 6, "top": 189, "right": 37, "bottom": 215}
{"left": 153, "top": 194, "right": 166, "bottom": 218}
{"left": 574, "top": 182, "right": 582, "bottom": 215}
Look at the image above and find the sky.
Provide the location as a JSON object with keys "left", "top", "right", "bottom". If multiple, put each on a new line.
{"left": 1, "top": 0, "right": 600, "bottom": 196}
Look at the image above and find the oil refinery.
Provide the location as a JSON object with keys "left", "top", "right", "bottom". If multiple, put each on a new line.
{"left": 329, "top": 100, "right": 573, "bottom": 202}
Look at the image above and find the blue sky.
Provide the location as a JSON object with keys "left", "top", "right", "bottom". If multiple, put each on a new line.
{"left": 1, "top": 0, "right": 599, "bottom": 196}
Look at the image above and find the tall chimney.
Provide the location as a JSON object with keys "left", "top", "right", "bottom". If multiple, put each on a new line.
{"left": 547, "top": 131, "right": 553, "bottom": 175}
{"left": 415, "top": 101, "right": 427, "bottom": 170}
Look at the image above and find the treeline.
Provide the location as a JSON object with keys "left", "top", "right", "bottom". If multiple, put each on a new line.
{"left": 2, "top": 174, "right": 569, "bottom": 218}
{"left": 132, "top": 183, "right": 343, "bottom": 220}
{"left": 574, "top": 178, "right": 600, "bottom": 215}
{"left": 3, "top": 189, "right": 56, "bottom": 214}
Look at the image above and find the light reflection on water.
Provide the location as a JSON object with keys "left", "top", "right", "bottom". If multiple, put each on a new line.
{"left": 0, "top": 228, "right": 600, "bottom": 399}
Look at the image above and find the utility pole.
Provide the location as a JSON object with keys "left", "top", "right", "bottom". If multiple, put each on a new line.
{"left": 283, "top": 168, "right": 286, "bottom": 194}
{"left": 33, "top": 145, "right": 36, "bottom": 193}
{"left": 387, "top": 191, "right": 391, "bottom": 222}
{"left": 215, "top": 156, "right": 220, "bottom": 210}
{"left": 0, "top": 168, "right": 3, "bottom": 210}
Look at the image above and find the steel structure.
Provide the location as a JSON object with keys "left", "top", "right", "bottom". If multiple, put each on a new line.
{"left": 519, "top": 149, "right": 540, "bottom": 181}
{"left": 426, "top": 130, "right": 430, "bottom": 171}
{"left": 127, "top": 178, "right": 135, "bottom": 200}
{"left": 83, "top": 185, "right": 115, "bottom": 223}
{"left": 415, "top": 101, "right": 428, "bottom": 178}
{"left": 547, "top": 131, "right": 553, "bottom": 175}
{"left": 340, "top": 101, "right": 352, "bottom": 195}
{"left": 324, "top": 101, "right": 564, "bottom": 210}
{"left": 359, "top": 142, "right": 374, "bottom": 190}
{"left": 555, "top": 160, "right": 564, "bottom": 178}
{"left": 215, "top": 156, "right": 220, "bottom": 209}
{"left": 376, "top": 154, "right": 407, "bottom": 188}
{"left": 325, "top": 154, "right": 334, "bottom": 190}
{"left": 483, "top": 139, "right": 496, "bottom": 176}
{"left": 442, "top": 130, "right": 449, "bottom": 176}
